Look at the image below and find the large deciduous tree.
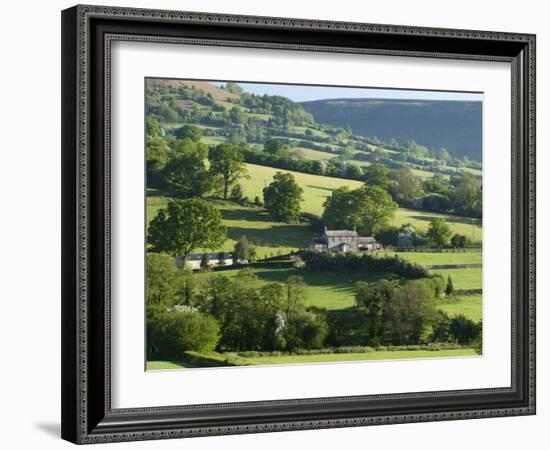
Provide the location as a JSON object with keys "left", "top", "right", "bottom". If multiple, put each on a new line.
{"left": 209, "top": 144, "right": 248, "bottom": 200}
{"left": 147, "top": 198, "right": 226, "bottom": 260}
{"left": 355, "top": 279, "right": 438, "bottom": 345}
{"left": 449, "top": 172, "right": 482, "bottom": 218}
{"left": 322, "top": 185, "right": 397, "bottom": 235}
{"left": 388, "top": 167, "right": 424, "bottom": 204}
{"left": 149, "top": 310, "right": 221, "bottom": 356}
{"left": 145, "top": 136, "right": 169, "bottom": 189}
{"left": 162, "top": 141, "right": 213, "bottom": 198}
{"left": 146, "top": 253, "right": 179, "bottom": 306}
{"left": 233, "top": 236, "right": 257, "bottom": 262}
{"left": 449, "top": 315, "right": 482, "bottom": 344}
{"left": 263, "top": 138, "right": 287, "bottom": 155}
{"left": 425, "top": 217, "right": 453, "bottom": 248}
{"left": 362, "top": 163, "right": 389, "bottom": 189}
{"left": 263, "top": 172, "right": 303, "bottom": 223}
{"left": 174, "top": 124, "right": 203, "bottom": 142}
{"left": 386, "top": 280, "right": 438, "bottom": 344}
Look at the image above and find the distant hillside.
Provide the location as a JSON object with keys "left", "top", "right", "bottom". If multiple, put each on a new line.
{"left": 145, "top": 79, "right": 482, "bottom": 180}
{"left": 300, "top": 98, "right": 482, "bottom": 161}
{"left": 146, "top": 78, "right": 239, "bottom": 101}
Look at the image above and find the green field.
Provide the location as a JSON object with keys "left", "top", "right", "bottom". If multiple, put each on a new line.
{"left": 146, "top": 360, "right": 197, "bottom": 370}
{"left": 200, "top": 136, "right": 227, "bottom": 145}
{"left": 195, "top": 264, "right": 482, "bottom": 316}
{"left": 350, "top": 159, "right": 372, "bottom": 167}
{"left": 442, "top": 165, "right": 483, "bottom": 177}
{"left": 293, "top": 147, "right": 337, "bottom": 161}
{"left": 380, "top": 251, "right": 482, "bottom": 266}
{"left": 240, "top": 163, "right": 483, "bottom": 240}
{"left": 147, "top": 196, "right": 317, "bottom": 256}
{"left": 240, "top": 163, "right": 363, "bottom": 216}
{"left": 410, "top": 167, "right": 443, "bottom": 179}
{"left": 439, "top": 295, "right": 482, "bottom": 322}
{"left": 432, "top": 268, "right": 482, "bottom": 290}
{"left": 394, "top": 208, "right": 482, "bottom": 240}
{"left": 241, "top": 348, "right": 478, "bottom": 364}
{"left": 290, "top": 126, "right": 331, "bottom": 139}
{"left": 147, "top": 163, "right": 483, "bottom": 259}
{"left": 196, "top": 266, "right": 386, "bottom": 310}
{"left": 147, "top": 348, "right": 478, "bottom": 370}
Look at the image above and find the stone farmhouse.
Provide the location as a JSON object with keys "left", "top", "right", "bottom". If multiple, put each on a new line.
{"left": 308, "top": 227, "right": 381, "bottom": 253}
{"left": 175, "top": 252, "right": 233, "bottom": 270}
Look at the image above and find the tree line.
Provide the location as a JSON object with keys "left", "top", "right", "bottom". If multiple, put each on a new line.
{"left": 147, "top": 256, "right": 328, "bottom": 357}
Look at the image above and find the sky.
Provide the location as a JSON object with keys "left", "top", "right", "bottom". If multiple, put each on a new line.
{"left": 211, "top": 81, "right": 483, "bottom": 103}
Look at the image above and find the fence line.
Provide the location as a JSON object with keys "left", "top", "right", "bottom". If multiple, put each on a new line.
{"left": 392, "top": 247, "right": 482, "bottom": 254}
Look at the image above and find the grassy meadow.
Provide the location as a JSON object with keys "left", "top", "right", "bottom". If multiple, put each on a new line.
{"left": 148, "top": 162, "right": 483, "bottom": 257}
{"left": 147, "top": 194, "right": 317, "bottom": 257}
{"left": 379, "top": 251, "right": 482, "bottom": 266}
{"left": 438, "top": 294, "right": 482, "bottom": 322}
{"left": 393, "top": 208, "right": 482, "bottom": 238}
{"left": 431, "top": 268, "right": 482, "bottom": 291}
{"left": 239, "top": 163, "right": 363, "bottom": 217}
{"left": 196, "top": 267, "right": 387, "bottom": 310}
{"left": 194, "top": 262, "right": 482, "bottom": 317}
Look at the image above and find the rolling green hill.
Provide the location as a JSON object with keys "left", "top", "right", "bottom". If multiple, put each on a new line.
{"left": 240, "top": 163, "right": 363, "bottom": 216}
{"left": 239, "top": 163, "right": 482, "bottom": 238}
{"left": 301, "top": 98, "right": 482, "bottom": 162}
{"left": 147, "top": 163, "right": 483, "bottom": 259}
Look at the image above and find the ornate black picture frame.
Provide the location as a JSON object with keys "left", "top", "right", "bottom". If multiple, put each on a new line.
{"left": 61, "top": 4, "right": 536, "bottom": 444}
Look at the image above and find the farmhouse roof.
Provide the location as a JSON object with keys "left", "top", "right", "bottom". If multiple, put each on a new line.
{"left": 187, "top": 252, "right": 233, "bottom": 261}
{"left": 324, "top": 229, "right": 358, "bottom": 237}
{"left": 358, "top": 236, "right": 377, "bottom": 243}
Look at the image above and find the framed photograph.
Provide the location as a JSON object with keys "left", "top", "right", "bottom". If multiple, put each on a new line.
{"left": 61, "top": 5, "right": 536, "bottom": 444}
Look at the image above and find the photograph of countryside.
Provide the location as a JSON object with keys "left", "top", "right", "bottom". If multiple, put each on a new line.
{"left": 145, "top": 78, "right": 483, "bottom": 370}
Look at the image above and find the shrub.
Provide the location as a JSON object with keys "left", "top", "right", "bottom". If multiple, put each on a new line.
{"left": 424, "top": 275, "right": 447, "bottom": 298}
{"left": 174, "top": 124, "right": 203, "bottom": 142}
{"left": 285, "top": 309, "right": 329, "bottom": 350}
{"left": 451, "top": 233, "right": 467, "bottom": 249}
{"left": 230, "top": 183, "right": 245, "bottom": 202}
{"left": 302, "top": 251, "right": 429, "bottom": 279}
{"left": 445, "top": 275, "right": 455, "bottom": 296}
{"left": 430, "top": 311, "right": 452, "bottom": 342}
{"left": 149, "top": 310, "right": 220, "bottom": 358}
{"left": 449, "top": 315, "right": 481, "bottom": 344}
{"left": 233, "top": 236, "right": 257, "bottom": 262}
{"left": 375, "top": 226, "right": 400, "bottom": 246}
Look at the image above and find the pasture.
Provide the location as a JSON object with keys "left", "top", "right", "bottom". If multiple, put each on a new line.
{"left": 238, "top": 348, "right": 478, "bottom": 365}
{"left": 431, "top": 267, "right": 482, "bottom": 290}
{"left": 393, "top": 208, "right": 482, "bottom": 240}
{"left": 194, "top": 262, "right": 482, "bottom": 317}
{"left": 292, "top": 147, "right": 339, "bottom": 161}
{"left": 438, "top": 295, "right": 482, "bottom": 322}
{"left": 240, "top": 163, "right": 483, "bottom": 240}
{"left": 239, "top": 163, "right": 364, "bottom": 217}
{"left": 380, "top": 251, "right": 482, "bottom": 266}
{"left": 147, "top": 195, "right": 317, "bottom": 256}
{"left": 195, "top": 267, "right": 385, "bottom": 310}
